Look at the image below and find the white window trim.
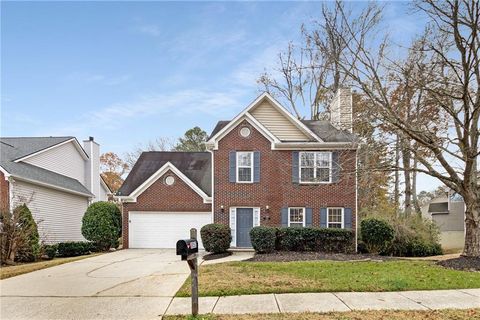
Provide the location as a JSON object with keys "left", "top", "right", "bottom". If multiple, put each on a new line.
{"left": 327, "top": 207, "right": 344, "bottom": 229}
{"left": 288, "top": 207, "right": 306, "bottom": 227}
{"left": 299, "top": 151, "right": 332, "bottom": 184}
{"left": 236, "top": 151, "right": 254, "bottom": 183}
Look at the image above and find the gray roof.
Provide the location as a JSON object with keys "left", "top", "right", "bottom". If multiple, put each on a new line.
{"left": 301, "top": 120, "right": 359, "bottom": 143}
{"left": 1, "top": 137, "right": 93, "bottom": 196}
{"left": 118, "top": 152, "right": 212, "bottom": 197}
{"left": 208, "top": 119, "right": 358, "bottom": 143}
{"left": 428, "top": 202, "right": 449, "bottom": 213}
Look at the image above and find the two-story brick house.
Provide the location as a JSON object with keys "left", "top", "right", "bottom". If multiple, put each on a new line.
{"left": 118, "top": 89, "right": 358, "bottom": 249}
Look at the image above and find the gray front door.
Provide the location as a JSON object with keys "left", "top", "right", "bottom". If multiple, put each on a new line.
{"left": 236, "top": 208, "right": 254, "bottom": 247}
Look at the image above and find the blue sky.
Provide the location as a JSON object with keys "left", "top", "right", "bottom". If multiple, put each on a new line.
{"left": 1, "top": 1, "right": 440, "bottom": 191}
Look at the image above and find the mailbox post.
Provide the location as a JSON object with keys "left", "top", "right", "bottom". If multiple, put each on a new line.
{"left": 176, "top": 228, "right": 199, "bottom": 317}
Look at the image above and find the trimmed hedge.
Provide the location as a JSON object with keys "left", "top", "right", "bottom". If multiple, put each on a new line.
{"left": 360, "top": 218, "right": 394, "bottom": 254}
{"left": 200, "top": 224, "right": 231, "bottom": 253}
{"left": 81, "top": 201, "right": 121, "bottom": 250}
{"left": 57, "top": 241, "right": 94, "bottom": 257}
{"left": 43, "top": 244, "right": 58, "bottom": 260}
{"left": 250, "top": 226, "right": 354, "bottom": 254}
{"left": 250, "top": 226, "right": 276, "bottom": 253}
{"left": 278, "top": 227, "right": 355, "bottom": 253}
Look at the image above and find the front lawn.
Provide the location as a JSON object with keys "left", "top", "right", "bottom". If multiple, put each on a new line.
{"left": 177, "top": 260, "right": 480, "bottom": 297}
{"left": 0, "top": 253, "right": 103, "bottom": 280}
{"left": 164, "top": 309, "right": 480, "bottom": 320}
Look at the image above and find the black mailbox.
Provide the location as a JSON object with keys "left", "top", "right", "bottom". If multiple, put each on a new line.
{"left": 176, "top": 239, "right": 198, "bottom": 260}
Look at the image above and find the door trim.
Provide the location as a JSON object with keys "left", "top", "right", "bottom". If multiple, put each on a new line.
{"left": 229, "top": 207, "right": 260, "bottom": 247}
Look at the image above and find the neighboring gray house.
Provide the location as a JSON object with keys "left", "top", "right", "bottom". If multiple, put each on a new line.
{"left": 0, "top": 136, "right": 110, "bottom": 243}
{"left": 421, "top": 191, "right": 465, "bottom": 250}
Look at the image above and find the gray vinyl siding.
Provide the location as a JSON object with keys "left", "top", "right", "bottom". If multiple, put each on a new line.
{"left": 23, "top": 141, "right": 86, "bottom": 184}
{"left": 250, "top": 101, "right": 310, "bottom": 141}
{"left": 12, "top": 180, "right": 88, "bottom": 243}
{"left": 433, "top": 202, "right": 465, "bottom": 232}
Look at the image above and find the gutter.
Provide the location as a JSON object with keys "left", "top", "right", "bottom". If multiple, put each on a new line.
{"left": 12, "top": 176, "right": 94, "bottom": 198}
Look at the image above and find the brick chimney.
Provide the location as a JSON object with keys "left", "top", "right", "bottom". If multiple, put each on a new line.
{"left": 329, "top": 88, "right": 353, "bottom": 133}
{"left": 83, "top": 137, "right": 101, "bottom": 201}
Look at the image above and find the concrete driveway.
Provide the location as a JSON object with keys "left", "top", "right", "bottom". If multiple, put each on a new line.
{"left": 0, "top": 249, "right": 191, "bottom": 320}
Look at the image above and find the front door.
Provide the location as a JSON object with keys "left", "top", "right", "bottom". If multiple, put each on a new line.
{"left": 236, "top": 208, "right": 253, "bottom": 247}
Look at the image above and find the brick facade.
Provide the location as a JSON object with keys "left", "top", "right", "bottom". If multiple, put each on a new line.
{"left": 0, "top": 171, "right": 9, "bottom": 212}
{"left": 213, "top": 120, "right": 357, "bottom": 238}
{"left": 122, "top": 169, "right": 211, "bottom": 248}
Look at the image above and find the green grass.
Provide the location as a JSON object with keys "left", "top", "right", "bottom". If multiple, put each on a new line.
{"left": 163, "top": 309, "right": 480, "bottom": 320}
{"left": 0, "top": 253, "right": 103, "bottom": 280}
{"left": 177, "top": 260, "right": 480, "bottom": 297}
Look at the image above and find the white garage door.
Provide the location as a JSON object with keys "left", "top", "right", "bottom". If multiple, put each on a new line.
{"left": 129, "top": 211, "right": 212, "bottom": 249}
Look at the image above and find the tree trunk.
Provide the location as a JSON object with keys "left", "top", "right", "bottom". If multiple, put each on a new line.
{"left": 394, "top": 135, "right": 400, "bottom": 213}
{"left": 463, "top": 193, "right": 480, "bottom": 257}
{"left": 412, "top": 156, "right": 421, "bottom": 214}
{"left": 401, "top": 137, "right": 412, "bottom": 216}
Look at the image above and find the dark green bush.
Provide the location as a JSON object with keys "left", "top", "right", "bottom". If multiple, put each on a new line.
{"left": 14, "top": 204, "right": 40, "bottom": 262}
{"left": 250, "top": 226, "right": 276, "bottom": 253}
{"left": 376, "top": 215, "right": 443, "bottom": 257}
{"left": 360, "top": 218, "right": 394, "bottom": 254}
{"left": 43, "top": 244, "right": 58, "bottom": 260}
{"left": 200, "top": 224, "right": 231, "bottom": 253}
{"left": 81, "top": 201, "right": 121, "bottom": 250}
{"left": 57, "top": 241, "right": 94, "bottom": 257}
{"left": 276, "top": 227, "right": 354, "bottom": 253}
{"left": 407, "top": 240, "right": 443, "bottom": 257}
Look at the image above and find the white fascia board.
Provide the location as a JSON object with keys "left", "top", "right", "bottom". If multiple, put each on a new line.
{"left": 128, "top": 162, "right": 212, "bottom": 203}
{"left": 0, "top": 165, "right": 11, "bottom": 179}
{"left": 210, "top": 114, "right": 279, "bottom": 150}
{"left": 207, "top": 92, "right": 322, "bottom": 144}
{"left": 12, "top": 176, "right": 93, "bottom": 198}
{"left": 273, "top": 142, "right": 358, "bottom": 150}
{"left": 14, "top": 138, "right": 89, "bottom": 163}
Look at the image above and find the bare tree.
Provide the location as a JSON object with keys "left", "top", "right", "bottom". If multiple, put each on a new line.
{"left": 124, "top": 137, "right": 176, "bottom": 168}
{"left": 332, "top": 0, "right": 479, "bottom": 256}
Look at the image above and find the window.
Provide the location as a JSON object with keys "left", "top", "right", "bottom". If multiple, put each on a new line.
{"left": 299, "top": 152, "right": 332, "bottom": 183}
{"left": 327, "top": 208, "right": 344, "bottom": 228}
{"left": 288, "top": 207, "right": 305, "bottom": 228}
{"left": 237, "top": 152, "right": 253, "bottom": 182}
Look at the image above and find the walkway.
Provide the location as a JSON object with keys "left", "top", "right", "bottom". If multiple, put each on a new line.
{"left": 164, "top": 288, "right": 480, "bottom": 315}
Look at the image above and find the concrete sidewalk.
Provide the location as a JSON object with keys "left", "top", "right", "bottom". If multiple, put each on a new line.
{"left": 164, "top": 288, "right": 480, "bottom": 315}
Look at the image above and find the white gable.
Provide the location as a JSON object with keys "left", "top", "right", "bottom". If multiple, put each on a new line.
{"left": 249, "top": 99, "right": 311, "bottom": 141}
{"left": 207, "top": 93, "right": 322, "bottom": 150}
{"left": 22, "top": 141, "right": 86, "bottom": 184}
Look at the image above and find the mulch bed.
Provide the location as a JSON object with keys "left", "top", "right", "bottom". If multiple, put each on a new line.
{"left": 437, "top": 256, "right": 480, "bottom": 271}
{"left": 247, "top": 251, "right": 397, "bottom": 262}
{"left": 202, "top": 252, "right": 233, "bottom": 261}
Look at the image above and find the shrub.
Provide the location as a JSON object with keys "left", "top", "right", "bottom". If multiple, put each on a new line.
{"left": 200, "top": 224, "right": 231, "bottom": 253}
{"left": 362, "top": 213, "right": 443, "bottom": 257}
{"left": 57, "top": 241, "right": 94, "bottom": 257}
{"left": 43, "top": 244, "right": 58, "bottom": 260}
{"left": 14, "top": 205, "right": 40, "bottom": 262}
{"left": 360, "top": 218, "right": 395, "bottom": 254}
{"left": 277, "top": 227, "right": 354, "bottom": 253}
{"left": 81, "top": 201, "right": 121, "bottom": 250}
{"left": 250, "top": 227, "right": 276, "bottom": 253}
{"left": 407, "top": 240, "right": 443, "bottom": 257}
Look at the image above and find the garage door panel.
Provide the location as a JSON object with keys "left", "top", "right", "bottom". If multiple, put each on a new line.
{"left": 129, "top": 211, "right": 211, "bottom": 249}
